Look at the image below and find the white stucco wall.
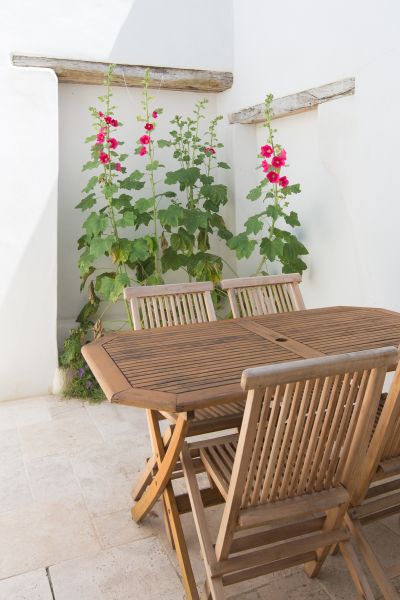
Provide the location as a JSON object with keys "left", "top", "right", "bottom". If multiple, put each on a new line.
{"left": 217, "top": 0, "right": 400, "bottom": 311}
{"left": 0, "top": 0, "right": 233, "bottom": 400}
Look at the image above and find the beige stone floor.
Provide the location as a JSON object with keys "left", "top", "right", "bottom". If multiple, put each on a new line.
{"left": 0, "top": 395, "right": 400, "bottom": 599}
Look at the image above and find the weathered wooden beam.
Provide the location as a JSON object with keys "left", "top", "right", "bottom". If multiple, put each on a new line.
{"left": 11, "top": 54, "right": 233, "bottom": 93}
{"left": 228, "top": 78, "right": 355, "bottom": 124}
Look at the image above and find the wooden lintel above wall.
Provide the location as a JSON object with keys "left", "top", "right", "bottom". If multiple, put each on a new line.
{"left": 228, "top": 78, "right": 355, "bottom": 124}
{"left": 11, "top": 54, "right": 233, "bottom": 93}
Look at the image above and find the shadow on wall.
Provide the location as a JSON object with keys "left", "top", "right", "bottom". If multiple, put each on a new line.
{"left": 108, "top": 0, "right": 233, "bottom": 70}
{"left": 0, "top": 183, "right": 58, "bottom": 401}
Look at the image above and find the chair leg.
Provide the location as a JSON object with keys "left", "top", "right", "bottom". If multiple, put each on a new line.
{"left": 346, "top": 516, "right": 399, "bottom": 600}
{"left": 339, "top": 540, "right": 376, "bottom": 600}
{"left": 304, "top": 504, "right": 347, "bottom": 578}
{"left": 181, "top": 443, "right": 225, "bottom": 599}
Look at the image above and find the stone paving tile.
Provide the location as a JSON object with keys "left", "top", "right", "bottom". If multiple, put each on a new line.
{"left": 91, "top": 508, "right": 154, "bottom": 548}
{"left": 49, "top": 537, "right": 184, "bottom": 600}
{"left": 0, "top": 500, "right": 100, "bottom": 579}
{"left": 0, "top": 569, "right": 53, "bottom": 600}
{"left": 19, "top": 410, "right": 104, "bottom": 460}
{"left": 26, "top": 454, "right": 83, "bottom": 504}
{"left": 0, "top": 397, "right": 52, "bottom": 431}
{"left": 0, "top": 455, "right": 33, "bottom": 514}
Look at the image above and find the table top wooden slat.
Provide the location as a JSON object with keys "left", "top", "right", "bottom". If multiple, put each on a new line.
{"left": 82, "top": 306, "right": 400, "bottom": 412}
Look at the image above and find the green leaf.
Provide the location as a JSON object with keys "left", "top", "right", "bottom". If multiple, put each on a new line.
{"left": 135, "top": 197, "right": 154, "bottom": 213}
{"left": 82, "top": 160, "right": 98, "bottom": 172}
{"left": 76, "top": 296, "right": 99, "bottom": 324}
{"left": 95, "top": 272, "right": 130, "bottom": 302}
{"left": 111, "top": 238, "right": 131, "bottom": 264}
{"left": 89, "top": 236, "right": 114, "bottom": 260}
{"left": 163, "top": 191, "right": 177, "bottom": 198}
{"left": 260, "top": 237, "right": 284, "bottom": 261}
{"left": 282, "top": 236, "right": 309, "bottom": 258}
{"left": 281, "top": 183, "right": 301, "bottom": 197}
{"left": 85, "top": 134, "right": 97, "bottom": 143}
{"left": 129, "top": 238, "right": 151, "bottom": 263}
{"left": 197, "top": 229, "right": 210, "bottom": 252}
{"left": 79, "top": 266, "right": 95, "bottom": 292}
{"left": 161, "top": 247, "right": 187, "bottom": 271}
{"left": 208, "top": 213, "right": 233, "bottom": 240}
{"left": 119, "top": 171, "right": 145, "bottom": 190}
{"left": 247, "top": 186, "right": 262, "bottom": 201}
{"left": 75, "top": 194, "right": 96, "bottom": 211}
{"left": 78, "top": 248, "right": 94, "bottom": 275}
{"left": 182, "top": 209, "right": 208, "bottom": 234}
{"left": 187, "top": 252, "right": 223, "bottom": 284}
{"left": 266, "top": 204, "right": 283, "bottom": 220}
{"left": 103, "top": 183, "right": 118, "bottom": 199}
{"left": 111, "top": 194, "right": 132, "bottom": 210}
{"left": 201, "top": 184, "right": 228, "bottom": 211}
{"left": 146, "top": 160, "right": 161, "bottom": 172}
{"left": 217, "top": 161, "right": 230, "bottom": 169}
{"left": 170, "top": 228, "right": 195, "bottom": 253}
{"left": 116, "top": 210, "right": 136, "bottom": 227}
{"left": 199, "top": 174, "right": 213, "bottom": 186}
{"left": 165, "top": 167, "right": 200, "bottom": 188}
{"left": 282, "top": 257, "right": 308, "bottom": 274}
{"left": 157, "top": 139, "right": 171, "bottom": 148}
{"left": 158, "top": 204, "right": 184, "bottom": 229}
{"left": 284, "top": 211, "right": 301, "bottom": 227}
{"left": 82, "top": 212, "right": 108, "bottom": 237}
{"left": 82, "top": 176, "right": 98, "bottom": 194}
{"left": 119, "top": 153, "right": 129, "bottom": 162}
{"left": 227, "top": 233, "right": 257, "bottom": 259}
{"left": 244, "top": 215, "right": 264, "bottom": 235}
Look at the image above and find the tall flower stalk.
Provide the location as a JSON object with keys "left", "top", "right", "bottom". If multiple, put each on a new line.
{"left": 228, "top": 94, "right": 308, "bottom": 275}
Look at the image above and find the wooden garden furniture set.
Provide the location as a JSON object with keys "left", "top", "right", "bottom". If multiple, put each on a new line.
{"left": 82, "top": 274, "right": 400, "bottom": 600}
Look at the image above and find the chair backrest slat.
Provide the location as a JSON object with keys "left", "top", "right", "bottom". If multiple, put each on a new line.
{"left": 221, "top": 274, "right": 305, "bottom": 318}
{"left": 124, "top": 281, "right": 216, "bottom": 330}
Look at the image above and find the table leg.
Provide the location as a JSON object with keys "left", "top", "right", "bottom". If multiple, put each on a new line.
{"left": 133, "top": 410, "right": 199, "bottom": 600}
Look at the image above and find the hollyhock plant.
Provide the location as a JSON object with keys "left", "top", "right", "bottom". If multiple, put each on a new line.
{"left": 228, "top": 93, "right": 308, "bottom": 275}
{"left": 139, "top": 146, "right": 147, "bottom": 156}
{"left": 99, "top": 151, "right": 110, "bottom": 164}
{"left": 144, "top": 122, "right": 154, "bottom": 131}
{"left": 107, "top": 138, "right": 119, "bottom": 149}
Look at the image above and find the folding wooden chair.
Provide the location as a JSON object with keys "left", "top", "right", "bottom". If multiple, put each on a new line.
{"left": 221, "top": 273, "right": 305, "bottom": 318}
{"left": 181, "top": 346, "right": 398, "bottom": 599}
{"left": 345, "top": 358, "right": 400, "bottom": 600}
{"left": 124, "top": 281, "right": 246, "bottom": 599}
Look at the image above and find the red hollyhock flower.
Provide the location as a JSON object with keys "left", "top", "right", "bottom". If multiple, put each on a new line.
{"left": 144, "top": 122, "right": 154, "bottom": 131}
{"left": 139, "top": 134, "right": 151, "bottom": 145}
{"left": 261, "top": 159, "right": 270, "bottom": 173}
{"left": 98, "top": 111, "right": 104, "bottom": 117}
{"left": 267, "top": 171, "right": 279, "bottom": 183}
{"left": 104, "top": 116, "right": 113, "bottom": 125}
{"left": 115, "top": 162, "right": 122, "bottom": 172}
{"left": 204, "top": 147, "right": 216, "bottom": 155}
{"left": 278, "top": 148, "right": 287, "bottom": 161}
{"left": 96, "top": 132, "right": 105, "bottom": 144}
{"left": 107, "top": 138, "right": 119, "bottom": 149}
{"left": 139, "top": 146, "right": 147, "bottom": 156}
{"left": 111, "top": 119, "right": 119, "bottom": 127}
{"left": 278, "top": 176, "right": 289, "bottom": 188}
{"left": 260, "top": 144, "right": 273, "bottom": 158}
{"left": 99, "top": 151, "right": 110, "bottom": 164}
{"left": 272, "top": 155, "right": 285, "bottom": 168}
{"left": 152, "top": 111, "right": 158, "bottom": 119}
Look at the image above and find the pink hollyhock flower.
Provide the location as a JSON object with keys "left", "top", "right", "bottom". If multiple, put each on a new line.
{"left": 278, "top": 148, "right": 287, "bottom": 161}
{"left": 96, "top": 132, "right": 105, "bottom": 144}
{"left": 267, "top": 171, "right": 279, "bottom": 183}
{"left": 260, "top": 144, "right": 273, "bottom": 158}
{"left": 99, "top": 151, "right": 110, "bottom": 164}
{"left": 98, "top": 111, "right": 104, "bottom": 117}
{"left": 139, "top": 146, "right": 147, "bottom": 156}
{"left": 139, "top": 134, "right": 151, "bottom": 145}
{"left": 279, "top": 176, "right": 289, "bottom": 188}
{"left": 144, "top": 122, "right": 154, "bottom": 131}
{"left": 152, "top": 110, "right": 158, "bottom": 119}
{"left": 107, "top": 138, "right": 119, "bottom": 149}
{"left": 115, "top": 162, "right": 122, "bottom": 172}
{"left": 261, "top": 159, "right": 270, "bottom": 173}
{"left": 204, "top": 147, "right": 216, "bottom": 155}
{"left": 111, "top": 118, "right": 119, "bottom": 127}
{"left": 272, "top": 155, "right": 285, "bottom": 168}
{"left": 105, "top": 116, "right": 113, "bottom": 125}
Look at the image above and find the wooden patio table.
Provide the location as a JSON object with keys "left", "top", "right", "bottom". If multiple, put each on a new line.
{"left": 82, "top": 305, "right": 400, "bottom": 599}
